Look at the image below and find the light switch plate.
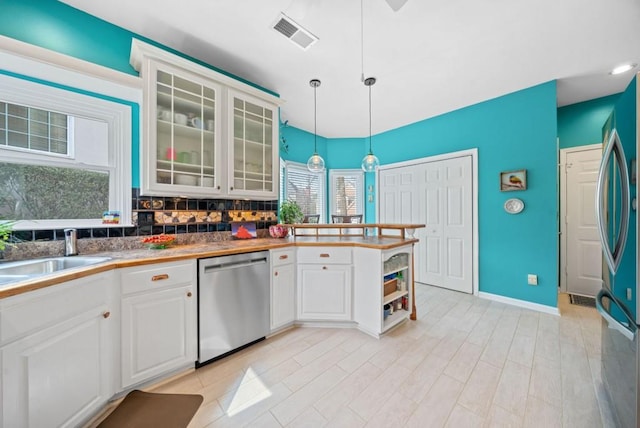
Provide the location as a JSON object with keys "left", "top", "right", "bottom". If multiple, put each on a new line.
{"left": 527, "top": 274, "right": 538, "bottom": 285}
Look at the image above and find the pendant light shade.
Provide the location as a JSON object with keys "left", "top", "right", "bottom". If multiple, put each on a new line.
{"left": 361, "top": 77, "right": 380, "bottom": 172}
{"left": 307, "top": 79, "right": 325, "bottom": 173}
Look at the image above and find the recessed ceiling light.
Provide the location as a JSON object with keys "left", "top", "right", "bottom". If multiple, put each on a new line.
{"left": 610, "top": 63, "right": 637, "bottom": 75}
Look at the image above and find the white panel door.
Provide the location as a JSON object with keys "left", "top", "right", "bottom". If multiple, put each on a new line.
{"left": 418, "top": 156, "right": 473, "bottom": 293}
{"left": 564, "top": 148, "right": 602, "bottom": 297}
{"left": 378, "top": 166, "right": 419, "bottom": 224}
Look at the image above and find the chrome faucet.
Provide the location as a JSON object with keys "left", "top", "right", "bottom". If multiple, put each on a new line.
{"left": 64, "top": 228, "right": 78, "bottom": 256}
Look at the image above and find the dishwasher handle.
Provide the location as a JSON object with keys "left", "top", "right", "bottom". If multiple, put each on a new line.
{"left": 203, "top": 256, "right": 268, "bottom": 273}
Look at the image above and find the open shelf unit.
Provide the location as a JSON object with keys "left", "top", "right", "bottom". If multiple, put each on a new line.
{"left": 382, "top": 251, "right": 411, "bottom": 332}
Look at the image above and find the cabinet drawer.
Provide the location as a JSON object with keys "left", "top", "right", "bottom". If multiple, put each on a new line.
{"left": 121, "top": 260, "right": 195, "bottom": 295}
{"left": 0, "top": 272, "right": 111, "bottom": 346}
{"left": 271, "top": 249, "right": 295, "bottom": 267}
{"left": 297, "top": 247, "right": 352, "bottom": 264}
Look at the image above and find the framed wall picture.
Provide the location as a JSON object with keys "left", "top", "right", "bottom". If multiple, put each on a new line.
{"left": 500, "top": 169, "right": 527, "bottom": 191}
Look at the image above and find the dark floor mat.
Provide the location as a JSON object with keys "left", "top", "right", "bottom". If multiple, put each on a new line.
{"left": 98, "top": 390, "right": 203, "bottom": 428}
{"left": 569, "top": 294, "right": 596, "bottom": 308}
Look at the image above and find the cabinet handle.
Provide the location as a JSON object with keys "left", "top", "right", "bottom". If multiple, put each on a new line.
{"left": 320, "top": 253, "right": 330, "bottom": 258}
{"left": 217, "top": 186, "right": 221, "bottom": 190}
{"left": 187, "top": 291, "right": 192, "bottom": 297}
{"left": 152, "top": 274, "right": 169, "bottom": 281}
{"left": 103, "top": 311, "right": 111, "bottom": 319}
{"left": 274, "top": 271, "right": 279, "bottom": 276}
{"left": 322, "top": 266, "right": 328, "bottom": 270}
{"left": 230, "top": 186, "right": 234, "bottom": 191}
{"left": 279, "top": 254, "right": 288, "bottom": 260}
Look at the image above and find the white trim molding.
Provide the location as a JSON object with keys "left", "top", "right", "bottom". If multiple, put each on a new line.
{"left": 0, "top": 35, "right": 142, "bottom": 104}
{"left": 478, "top": 291, "right": 560, "bottom": 316}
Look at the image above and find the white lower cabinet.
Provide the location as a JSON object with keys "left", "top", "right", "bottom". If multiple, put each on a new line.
{"left": 270, "top": 249, "right": 295, "bottom": 331}
{"left": 120, "top": 260, "right": 197, "bottom": 389}
{"left": 296, "top": 247, "right": 352, "bottom": 321}
{"left": 0, "top": 271, "right": 115, "bottom": 428}
{"left": 297, "top": 264, "right": 352, "bottom": 320}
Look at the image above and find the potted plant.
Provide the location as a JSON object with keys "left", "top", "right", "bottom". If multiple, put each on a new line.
{"left": 270, "top": 200, "right": 304, "bottom": 238}
{"left": 279, "top": 200, "right": 304, "bottom": 224}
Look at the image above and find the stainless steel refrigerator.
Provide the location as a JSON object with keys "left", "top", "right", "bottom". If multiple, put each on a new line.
{"left": 595, "top": 75, "right": 638, "bottom": 428}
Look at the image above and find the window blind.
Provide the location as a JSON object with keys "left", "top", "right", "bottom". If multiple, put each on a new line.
{"left": 330, "top": 169, "right": 364, "bottom": 217}
{"left": 0, "top": 101, "right": 69, "bottom": 155}
{"left": 283, "top": 161, "right": 326, "bottom": 221}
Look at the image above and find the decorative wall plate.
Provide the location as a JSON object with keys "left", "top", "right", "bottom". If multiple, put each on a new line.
{"left": 504, "top": 198, "right": 524, "bottom": 214}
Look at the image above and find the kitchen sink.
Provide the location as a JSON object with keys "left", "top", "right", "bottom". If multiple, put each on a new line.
{"left": 0, "top": 256, "right": 111, "bottom": 284}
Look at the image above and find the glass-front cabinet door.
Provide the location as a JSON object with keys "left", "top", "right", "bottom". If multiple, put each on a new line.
{"left": 228, "top": 90, "right": 278, "bottom": 199}
{"left": 144, "top": 61, "right": 222, "bottom": 196}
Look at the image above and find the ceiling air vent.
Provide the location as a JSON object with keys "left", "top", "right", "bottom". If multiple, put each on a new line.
{"left": 272, "top": 13, "right": 318, "bottom": 51}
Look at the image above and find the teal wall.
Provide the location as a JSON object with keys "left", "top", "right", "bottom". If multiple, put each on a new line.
{"left": 280, "top": 126, "right": 328, "bottom": 166}
{"left": 283, "top": 83, "right": 559, "bottom": 308}
{"left": 373, "top": 82, "right": 559, "bottom": 308}
{"left": 557, "top": 94, "right": 619, "bottom": 148}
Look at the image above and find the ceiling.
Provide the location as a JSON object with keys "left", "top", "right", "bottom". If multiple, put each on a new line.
{"left": 61, "top": 0, "right": 640, "bottom": 138}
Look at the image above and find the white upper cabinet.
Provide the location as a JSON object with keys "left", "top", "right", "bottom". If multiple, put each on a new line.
{"left": 130, "top": 39, "right": 282, "bottom": 199}
{"left": 145, "top": 61, "right": 224, "bottom": 197}
{"left": 228, "top": 90, "right": 278, "bottom": 198}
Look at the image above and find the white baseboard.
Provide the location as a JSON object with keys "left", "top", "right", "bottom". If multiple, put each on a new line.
{"left": 478, "top": 292, "right": 559, "bottom": 316}
{"left": 294, "top": 321, "right": 357, "bottom": 329}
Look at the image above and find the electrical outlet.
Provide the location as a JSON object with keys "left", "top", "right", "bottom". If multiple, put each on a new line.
{"left": 527, "top": 274, "right": 538, "bottom": 285}
{"left": 627, "top": 288, "right": 632, "bottom": 301}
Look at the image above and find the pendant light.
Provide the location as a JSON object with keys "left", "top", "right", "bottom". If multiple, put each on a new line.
{"left": 361, "top": 77, "right": 380, "bottom": 172}
{"left": 307, "top": 79, "right": 325, "bottom": 173}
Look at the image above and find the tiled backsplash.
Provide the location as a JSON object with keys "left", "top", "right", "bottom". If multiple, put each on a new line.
{"left": 8, "top": 188, "right": 279, "bottom": 244}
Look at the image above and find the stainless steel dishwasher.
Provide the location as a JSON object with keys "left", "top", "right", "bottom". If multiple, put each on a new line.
{"left": 197, "top": 251, "right": 270, "bottom": 367}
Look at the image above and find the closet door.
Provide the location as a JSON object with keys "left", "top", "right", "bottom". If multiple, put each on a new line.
{"left": 418, "top": 155, "right": 473, "bottom": 293}
{"left": 378, "top": 165, "right": 419, "bottom": 224}
{"left": 379, "top": 155, "right": 473, "bottom": 293}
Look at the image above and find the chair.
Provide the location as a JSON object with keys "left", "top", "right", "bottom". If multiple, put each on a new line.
{"left": 303, "top": 214, "right": 320, "bottom": 224}
{"left": 331, "top": 214, "right": 363, "bottom": 224}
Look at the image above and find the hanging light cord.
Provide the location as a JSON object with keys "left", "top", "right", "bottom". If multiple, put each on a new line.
{"left": 360, "top": 0, "right": 364, "bottom": 82}
{"left": 368, "top": 82, "right": 372, "bottom": 153}
{"left": 314, "top": 83, "right": 318, "bottom": 153}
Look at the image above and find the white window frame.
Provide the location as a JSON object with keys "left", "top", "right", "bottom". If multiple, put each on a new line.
{"left": 329, "top": 169, "right": 364, "bottom": 218}
{"left": 0, "top": 73, "right": 132, "bottom": 230}
{"left": 282, "top": 160, "right": 326, "bottom": 223}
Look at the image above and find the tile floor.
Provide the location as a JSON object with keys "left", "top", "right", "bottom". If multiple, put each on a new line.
{"left": 139, "top": 285, "right": 617, "bottom": 427}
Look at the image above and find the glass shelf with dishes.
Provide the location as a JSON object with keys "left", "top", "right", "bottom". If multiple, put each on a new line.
{"left": 229, "top": 93, "right": 275, "bottom": 196}
{"left": 154, "top": 70, "right": 219, "bottom": 193}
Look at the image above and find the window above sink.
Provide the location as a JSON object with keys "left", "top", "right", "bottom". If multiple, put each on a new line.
{"left": 0, "top": 71, "right": 133, "bottom": 230}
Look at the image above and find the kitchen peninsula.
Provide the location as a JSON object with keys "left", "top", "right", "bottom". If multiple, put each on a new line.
{"left": 0, "top": 224, "right": 422, "bottom": 427}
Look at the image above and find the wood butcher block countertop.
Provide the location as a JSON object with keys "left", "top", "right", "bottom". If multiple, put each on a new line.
{"left": 0, "top": 233, "right": 420, "bottom": 299}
